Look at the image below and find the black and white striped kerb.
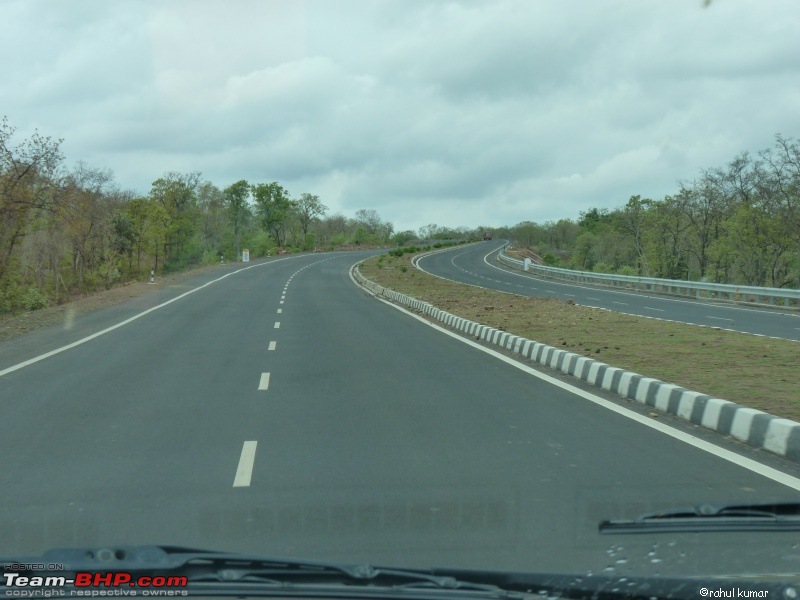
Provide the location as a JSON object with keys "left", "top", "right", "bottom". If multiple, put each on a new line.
{"left": 352, "top": 265, "right": 800, "bottom": 464}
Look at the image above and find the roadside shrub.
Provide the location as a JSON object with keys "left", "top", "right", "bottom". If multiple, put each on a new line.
{"left": 250, "top": 230, "right": 277, "bottom": 257}
{"left": 592, "top": 262, "right": 615, "bottom": 274}
{"left": 0, "top": 285, "right": 23, "bottom": 312}
{"left": 22, "top": 287, "right": 48, "bottom": 311}
{"left": 201, "top": 248, "right": 221, "bottom": 265}
{"left": 617, "top": 265, "right": 638, "bottom": 277}
{"left": 302, "top": 232, "right": 316, "bottom": 252}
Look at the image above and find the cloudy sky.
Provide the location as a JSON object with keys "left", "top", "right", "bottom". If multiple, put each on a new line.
{"left": 2, "top": 1, "right": 798, "bottom": 232}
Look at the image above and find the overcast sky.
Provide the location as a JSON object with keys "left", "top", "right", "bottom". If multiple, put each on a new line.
{"left": 2, "top": 1, "right": 798, "bottom": 232}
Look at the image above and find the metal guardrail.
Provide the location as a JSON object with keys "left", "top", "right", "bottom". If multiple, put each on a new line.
{"left": 498, "top": 248, "right": 800, "bottom": 308}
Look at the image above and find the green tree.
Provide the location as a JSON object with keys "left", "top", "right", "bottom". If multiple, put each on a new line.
{"left": 149, "top": 172, "right": 201, "bottom": 266}
{"left": 295, "top": 193, "right": 327, "bottom": 240}
{"left": 251, "top": 181, "right": 293, "bottom": 245}
{"left": 223, "top": 179, "right": 251, "bottom": 259}
{"left": 0, "top": 117, "right": 63, "bottom": 283}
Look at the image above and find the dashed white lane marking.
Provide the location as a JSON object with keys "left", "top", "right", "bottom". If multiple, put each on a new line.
{"left": 274, "top": 322, "right": 281, "bottom": 328}
{"left": 258, "top": 372, "right": 271, "bottom": 390}
{"left": 280, "top": 300, "right": 284, "bottom": 304}
{"left": 587, "top": 297, "right": 601, "bottom": 301}
{"left": 708, "top": 316, "right": 731, "bottom": 321}
{"left": 0, "top": 254, "right": 308, "bottom": 379}
{"left": 613, "top": 301, "right": 628, "bottom": 306}
{"left": 545, "top": 290, "right": 557, "bottom": 294}
{"left": 233, "top": 441, "right": 257, "bottom": 487}
{"left": 277, "top": 308, "right": 282, "bottom": 313}
{"left": 564, "top": 294, "right": 576, "bottom": 297}
{"left": 268, "top": 341, "right": 276, "bottom": 351}
{"left": 643, "top": 307, "right": 665, "bottom": 312}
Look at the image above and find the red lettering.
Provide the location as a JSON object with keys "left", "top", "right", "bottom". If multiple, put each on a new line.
{"left": 94, "top": 573, "right": 114, "bottom": 586}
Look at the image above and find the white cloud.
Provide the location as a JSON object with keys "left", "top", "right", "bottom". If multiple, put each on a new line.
{"left": 1, "top": 0, "right": 799, "bottom": 231}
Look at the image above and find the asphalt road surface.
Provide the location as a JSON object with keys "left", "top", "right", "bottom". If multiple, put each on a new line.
{"left": 2, "top": 250, "right": 800, "bottom": 579}
{"left": 417, "top": 241, "right": 800, "bottom": 342}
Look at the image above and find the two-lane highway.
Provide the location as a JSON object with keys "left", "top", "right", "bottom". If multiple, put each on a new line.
{"left": 2, "top": 250, "right": 800, "bottom": 578}
{"left": 418, "top": 241, "right": 800, "bottom": 341}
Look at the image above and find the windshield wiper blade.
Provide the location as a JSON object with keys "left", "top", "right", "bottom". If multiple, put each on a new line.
{"left": 600, "top": 501, "right": 800, "bottom": 533}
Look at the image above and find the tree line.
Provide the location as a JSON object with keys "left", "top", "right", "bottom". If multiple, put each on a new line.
{"left": 0, "top": 117, "right": 442, "bottom": 313}
{"left": 497, "top": 135, "right": 800, "bottom": 288}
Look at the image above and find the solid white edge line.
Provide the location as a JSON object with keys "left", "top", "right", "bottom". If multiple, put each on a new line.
{"left": 258, "top": 372, "right": 270, "bottom": 390}
{"left": 233, "top": 441, "right": 257, "bottom": 487}
{"left": 349, "top": 265, "right": 800, "bottom": 492}
{"left": 0, "top": 255, "right": 304, "bottom": 378}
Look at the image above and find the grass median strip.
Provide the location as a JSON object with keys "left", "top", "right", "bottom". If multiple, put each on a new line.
{"left": 361, "top": 251, "right": 800, "bottom": 422}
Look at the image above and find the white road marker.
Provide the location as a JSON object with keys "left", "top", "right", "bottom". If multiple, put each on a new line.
{"left": 277, "top": 308, "right": 282, "bottom": 313}
{"left": 274, "top": 321, "right": 281, "bottom": 328}
{"left": 233, "top": 441, "right": 257, "bottom": 487}
{"left": 280, "top": 300, "right": 284, "bottom": 304}
{"left": 258, "top": 372, "right": 270, "bottom": 390}
{"left": 268, "top": 341, "right": 276, "bottom": 351}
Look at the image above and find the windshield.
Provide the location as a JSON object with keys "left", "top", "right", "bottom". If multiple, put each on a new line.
{"left": 2, "top": 0, "right": 800, "bottom": 593}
